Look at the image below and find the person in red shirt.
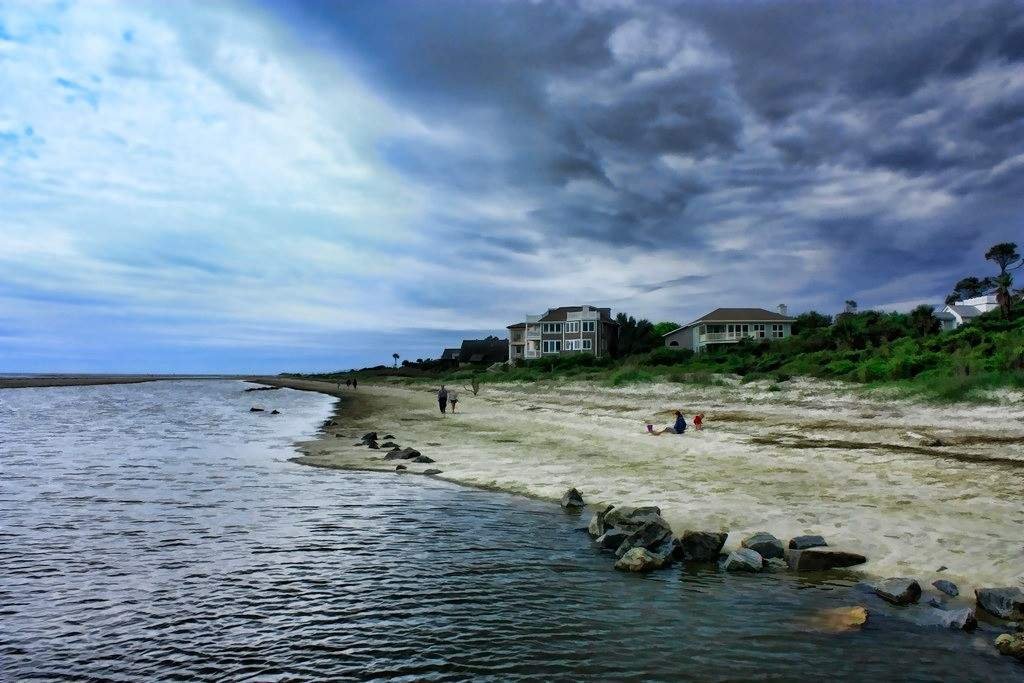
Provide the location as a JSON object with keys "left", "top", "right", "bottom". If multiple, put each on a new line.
{"left": 693, "top": 413, "right": 704, "bottom": 430}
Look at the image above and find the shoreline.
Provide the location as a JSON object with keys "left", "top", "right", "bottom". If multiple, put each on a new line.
{"left": 0, "top": 375, "right": 243, "bottom": 390}
{"left": 254, "top": 375, "right": 1024, "bottom": 597}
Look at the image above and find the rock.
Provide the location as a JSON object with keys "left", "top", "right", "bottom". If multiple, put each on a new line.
{"left": 412, "top": 455, "right": 434, "bottom": 463}
{"left": 786, "top": 547, "right": 867, "bottom": 572}
{"left": 927, "top": 597, "right": 945, "bottom": 609}
{"left": 560, "top": 487, "right": 585, "bottom": 509}
{"left": 361, "top": 432, "right": 378, "bottom": 442}
{"left": 995, "top": 633, "right": 1024, "bottom": 661}
{"left": 614, "top": 547, "right": 662, "bottom": 572}
{"left": 615, "top": 520, "right": 673, "bottom": 558}
{"left": 976, "top": 587, "right": 1024, "bottom": 620}
{"left": 741, "top": 532, "right": 785, "bottom": 560}
{"left": 588, "top": 505, "right": 615, "bottom": 538}
{"left": 874, "top": 578, "right": 922, "bottom": 605}
{"left": 676, "top": 530, "right": 728, "bottom": 562}
{"left": 603, "top": 506, "right": 663, "bottom": 532}
{"left": 789, "top": 535, "right": 827, "bottom": 550}
{"left": 924, "top": 438, "right": 947, "bottom": 447}
{"left": 805, "top": 606, "right": 869, "bottom": 633}
{"left": 383, "top": 448, "right": 421, "bottom": 461}
{"left": 270, "top": 409, "right": 280, "bottom": 415}
{"left": 932, "top": 579, "right": 959, "bottom": 597}
{"left": 721, "top": 548, "right": 763, "bottom": 572}
{"left": 367, "top": 441, "right": 379, "bottom": 449}
{"left": 595, "top": 528, "right": 629, "bottom": 551}
{"left": 395, "top": 464, "right": 407, "bottom": 471}
{"left": 383, "top": 434, "right": 395, "bottom": 439}
{"left": 249, "top": 406, "right": 264, "bottom": 412}
{"left": 380, "top": 442, "right": 399, "bottom": 449}
{"left": 936, "top": 607, "right": 977, "bottom": 631}
{"left": 423, "top": 469, "right": 442, "bottom": 475}
{"left": 764, "top": 557, "right": 788, "bottom": 571}
{"left": 352, "top": 441, "right": 363, "bottom": 446}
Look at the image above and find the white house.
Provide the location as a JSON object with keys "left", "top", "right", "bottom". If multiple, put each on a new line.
{"left": 663, "top": 307, "right": 795, "bottom": 353}
{"left": 938, "top": 294, "right": 999, "bottom": 331}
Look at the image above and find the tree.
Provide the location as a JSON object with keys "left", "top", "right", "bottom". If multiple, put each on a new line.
{"left": 792, "top": 311, "right": 831, "bottom": 335}
{"left": 908, "top": 304, "right": 940, "bottom": 337}
{"left": 945, "top": 276, "right": 991, "bottom": 305}
{"left": 652, "top": 321, "right": 680, "bottom": 337}
{"left": 985, "top": 242, "right": 1021, "bottom": 318}
{"left": 392, "top": 353, "right": 400, "bottom": 368}
{"left": 614, "top": 313, "right": 660, "bottom": 357}
{"left": 844, "top": 300, "right": 858, "bottom": 314}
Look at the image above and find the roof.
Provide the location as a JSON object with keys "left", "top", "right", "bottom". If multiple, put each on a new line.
{"left": 663, "top": 308, "right": 796, "bottom": 336}
{"left": 934, "top": 310, "right": 956, "bottom": 321}
{"left": 440, "top": 348, "right": 461, "bottom": 360}
{"left": 458, "top": 337, "right": 508, "bottom": 364}
{"left": 506, "top": 322, "right": 526, "bottom": 329}
{"left": 946, "top": 305, "right": 982, "bottom": 318}
{"left": 537, "top": 305, "right": 613, "bottom": 322}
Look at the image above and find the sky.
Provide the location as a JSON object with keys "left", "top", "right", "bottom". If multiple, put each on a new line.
{"left": 1, "top": 0, "right": 1022, "bottom": 373}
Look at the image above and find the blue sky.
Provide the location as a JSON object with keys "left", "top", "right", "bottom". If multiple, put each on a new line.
{"left": 1, "top": 0, "right": 1022, "bottom": 373}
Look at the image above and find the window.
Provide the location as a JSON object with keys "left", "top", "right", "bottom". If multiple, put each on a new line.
{"left": 668, "top": 340, "right": 679, "bottom": 347}
{"left": 542, "top": 322, "right": 563, "bottom": 334}
{"left": 753, "top": 323, "right": 766, "bottom": 339}
{"left": 542, "top": 340, "right": 561, "bottom": 353}
{"left": 582, "top": 321, "right": 596, "bottom": 333}
{"left": 582, "top": 339, "right": 593, "bottom": 350}
{"left": 565, "top": 321, "right": 580, "bottom": 333}
{"left": 564, "top": 339, "right": 581, "bottom": 351}
{"left": 771, "top": 324, "right": 784, "bottom": 338}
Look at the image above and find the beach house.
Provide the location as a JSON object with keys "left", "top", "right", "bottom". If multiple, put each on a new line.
{"left": 662, "top": 306, "right": 796, "bottom": 353}
{"left": 507, "top": 305, "right": 618, "bottom": 361}
{"left": 938, "top": 294, "right": 999, "bottom": 331}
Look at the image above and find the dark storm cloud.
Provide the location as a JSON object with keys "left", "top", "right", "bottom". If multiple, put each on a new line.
{"left": 267, "top": 0, "right": 1024, "bottom": 310}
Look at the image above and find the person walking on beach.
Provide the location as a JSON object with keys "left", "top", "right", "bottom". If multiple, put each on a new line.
{"left": 437, "top": 385, "right": 448, "bottom": 414}
{"left": 647, "top": 411, "right": 686, "bottom": 435}
{"left": 345, "top": 379, "right": 351, "bottom": 388}
{"left": 448, "top": 389, "right": 459, "bottom": 413}
{"left": 352, "top": 379, "right": 357, "bottom": 390}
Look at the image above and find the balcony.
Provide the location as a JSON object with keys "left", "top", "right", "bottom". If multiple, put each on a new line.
{"left": 525, "top": 330, "right": 541, "bottom": 340}
{"left": 700, "top": 331, "right": 760, "bottom": 344}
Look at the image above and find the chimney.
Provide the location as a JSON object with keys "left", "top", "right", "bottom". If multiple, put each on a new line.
{"left": 777, "top": 304, "right": 788, "bottom": 316}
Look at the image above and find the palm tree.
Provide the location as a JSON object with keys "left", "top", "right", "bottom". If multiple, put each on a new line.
{"left": 844, "top": 300, "right": 858, "bottom": 314}
{"left": 908, "top": 304, "right": 940, "bottom": 337}
{"left": 985, "top": 242, "right": 1021, "bottom": 318}
{"left": 392, "top": 353, "right": 400, "bottom": 368}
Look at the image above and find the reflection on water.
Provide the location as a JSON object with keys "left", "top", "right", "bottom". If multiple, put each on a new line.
{"left": 0, "top": 381, "right": 1017, "bottom": 680}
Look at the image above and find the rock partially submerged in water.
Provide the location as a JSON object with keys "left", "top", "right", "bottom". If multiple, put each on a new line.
{"left": 395, "top": 464, "right": 407, "bottom": 471}
{"left": 721, "top": 548, "right": 763, "bottom": 572}
{"left": 995, "top": 633, "right": 1024, "bottom": 661}
{"left": 614, "top": 519, "right": 673, "bottom": 558}
{"left": 423, "top": 468, "right": 443, "bottom": 476}
{"left": 935, "top": 607, "right": 977, "bottom": 631}
{"left": 361, "top": 432, "right": 378, "bottom": 442}
{"left": 270, "top": 409, "right": 280, "bottom": 415}
{"left": 741, "top": 532, "right": 784, "bottom": 560}
{"left": 560, "top": 488, "right": 585, "bottom": 509}
{"left": 614, "top": 547, "right": 664, "bottom": 572}
{"left": 595, "top": 528, "right": 629, "bottom": 551}
{"left": 603, "top": 506, "right": 663, "bottom": 532}
{"left": 932, "top": 579, "right": 959, "bottom": 597}
{"left": 249, "top": 406, "right": 264, "bottom": 412}
{"left": 975, "top": 587, "right": 1024, "bottom": 620}
{"left": 413, "top": 455, "right": 434, "bottom": 463}
{"left": 676, "top": 530, "right": 728, "bottom": 562}
{"left": 380, "top": 441, "right": 399, "bottom": 449}
{"left": 805, "top": 606, "right": 869, "bottom": 633}
{"left": 384, "top": 448, "right": 422, "bottom": 461}
{"left": 786, "top": 547, "right": 867, "bottom": 572}
{"left": 874, "top": 578, "right": 922, "bottom": 605}
{"left": 588, "top": 505, "right": 615, "bottom": 537}
{"left": 789, "top": 535, "right": 827, "bottom": 550}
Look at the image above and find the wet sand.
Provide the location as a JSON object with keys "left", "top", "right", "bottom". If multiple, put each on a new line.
{"left": 256, "top": 376, "right": 1024, "bottom": 593}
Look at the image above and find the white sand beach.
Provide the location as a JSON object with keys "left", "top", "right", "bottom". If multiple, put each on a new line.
{"left": 263, "top": 376, "right": 1024, "bottom": 593}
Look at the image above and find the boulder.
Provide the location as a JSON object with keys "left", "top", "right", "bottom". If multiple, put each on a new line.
{"left": 595, "top": 528, "right": 629, "bottom": 551}
{"left": 384, "top": 448, "right": 421, "bottom": 461}
{"left": 270, "top": 409, "right": 280, "bottom": 415}
{"left": 721, "top": 548, "right": 763, "bottom": 572}
{"left": 975, "top": 587, "right": 1024, "bottom": 620}
{"left": 936, "top": 607, "right": 977, "bottom": 631}
{"left": 560, "top": 488, "right": 585, "bottom": 509}
{"left": 361, "top": 432, "right": 378, "bottom": 442}
{"left": 413, "top": 455, "right": 435, "bottom": 463}
{"left": 789, "top": 535, "right": 827, "bottom": 550}
{"left": 741, "top": 532, "right": 784, "bottom": 560}
{"left": 786, "top": 547, "right": 867, "bottom": 572}
{"left": 383, "top": 434, "right": 395, "bottom": 439}
{"left": 995, "top": 633, "right": 1024, "bottom": 661}
{"left": 603, "top": 506, "right": 663, "bottom": 532}
{"left": 249, "top": 406, "right": 264, "bottom": 412}
{"left": 395, "top": 464, "right": 407, "bottom": 471}
{"left": 588, "top": 505, "right": 616, "bottom": 538}
{"left": 806, "top": 606, "right": 869, "bottom": 633}
{"left": 614, "top": 547, "right": 662, "bottom": 572}
{"left": 380, "top": 442, "right": 399, "bottom": 449}
{"left": 615, "top": 521, "right": 673, "bottom": 558}
{"left": 676, "top": 530, "right": 728, "bottom": 562}
{"left": 367, "top": 441, "right": 379, "bottom": 449}
{"left": 874, "top": 578, "right": 922, "bottom": 605}
{"left": 932, "top": 579, "right": 959, "bottom": 597}
{"left": 423, "top": 469, "right": 443, "bottom": 475}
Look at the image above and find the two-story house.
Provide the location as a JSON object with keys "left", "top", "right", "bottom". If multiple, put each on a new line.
{"left": 507, "top": 306, "right": 618, "bottom": 361}
{"left": 663, "top": 307, "right": 795, "bottom": 353}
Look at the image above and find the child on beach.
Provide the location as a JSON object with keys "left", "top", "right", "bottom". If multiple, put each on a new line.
{"left": 647, "top": 411, "right": 686, "bottom": 435}
{"left": 448, "top": 389, "right": 459, "bottom": 413}
{"left": 693, "top": 413, "right": 704, "bottom": 430}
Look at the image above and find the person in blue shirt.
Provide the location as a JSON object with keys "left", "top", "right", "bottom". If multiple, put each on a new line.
{"left": 647, "top": 411, "right": 686, "bottom": 435}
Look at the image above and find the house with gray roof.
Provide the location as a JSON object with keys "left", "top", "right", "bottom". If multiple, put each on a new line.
{"left": 663, "top": 306, "right": 796, "bottom": 352}
{"left": 939, "top": 295, "right": 998, "bottom": 330}
{"left": 507, "top": 305, "right": 618, "bottom": 361}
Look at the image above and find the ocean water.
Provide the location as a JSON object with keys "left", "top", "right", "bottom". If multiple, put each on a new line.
{"left": 0, "top": 380, "right": 1019, "bottom": 681}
